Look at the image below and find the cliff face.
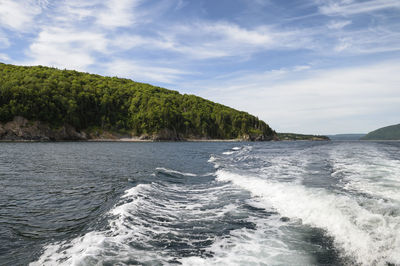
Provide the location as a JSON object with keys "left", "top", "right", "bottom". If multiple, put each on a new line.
{"left": 0, "top": 117, "right": 87, "bottom": 141}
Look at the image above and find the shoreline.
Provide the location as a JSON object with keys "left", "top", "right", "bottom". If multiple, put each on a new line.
{"left": 0, "top": 138, "right": 251, "bottom": 143}
{"left": 0, "top": 138, "right": 337, "bottom": 143}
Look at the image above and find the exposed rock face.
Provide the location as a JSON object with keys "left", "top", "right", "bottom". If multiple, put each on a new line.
{"left": 135, "top": 129, "right": 183, "bottom": 141}
{"left": 0, "top": 117, "right": 87, "bottom": 141}
{"left": 0, "top": 117, "right": 272, "bottom": 142}
{"left": 241, "top": 133, "right": 278, "bottom": 141}
{"left": 152, "top": 128, "right": 183, "bottom": 141}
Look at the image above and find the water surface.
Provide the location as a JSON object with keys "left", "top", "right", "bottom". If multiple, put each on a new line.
{"left": 1, "top": 141, "right": 400, "bottom": 265}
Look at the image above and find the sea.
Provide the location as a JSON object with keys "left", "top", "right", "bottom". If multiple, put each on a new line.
{"left": 1, "top": 141, "right": 400, "bottom": 266}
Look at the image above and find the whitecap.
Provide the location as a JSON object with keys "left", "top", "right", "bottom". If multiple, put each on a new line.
{"left": 215, "top": 169, "right": 400, "bottom": 265}
{"left": 155, "top": 167, "right": 198, "bottom": 177}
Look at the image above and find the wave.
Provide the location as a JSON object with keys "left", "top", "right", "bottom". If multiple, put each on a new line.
{"left": 30, "top": 142, "right": 400, "bottom": 265}
{"left": 330, "top": 144, "right": 400, "bottom": 202}
{"left": 180, "top": 198, "right": 321, "bottom": 266}
{"left": 215, "top": 169, "right": 400, "bottom": 265}
{"left": 31, "top": 174, "right": 248, "bottom": 265}
{"left": 30, "top": 184, "right": 170, "bottom": 266}
{"left": 222, "top": 146, "right": 245, "bottom": 155}
{"left": 155, "top": 167, "right": 198, "bottom": 177}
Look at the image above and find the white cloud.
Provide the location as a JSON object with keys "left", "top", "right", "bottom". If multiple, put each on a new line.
{"left": 55, "top": 1, "right": 96, "bottom": 22}
{"left": 16, "top": 0, "right": 146, "bottom": 70}
{"left": 0, "top": 0, "right": 44, "bottom": 31}
{"left": 96, "top": 0, "right": 142, "bottom": 28}
{"left": 194, "top": 61, "right": 400, "bottom": 134}
{"left": 109, "top": 22, "right": 278, "bottom": 60}
{"left": 25, "top": 27, "right": 108, "bottom": 71}
{"left": 141, "top": 22, "right": 314, "bottom": 60}
{"left": 105, "top": 59, "right": 191, "bottom": 84}
{"left": 293, "top": 65, "right": 311, "bottom": 71}
{"left": 47, "top": 0, "right": 143, "bottom": 29}
{"left": 327, "top": 20, "right": 352, "bottom": 29}
{"left": 334, "top": 38, "right": 352, "bottom": 52}
{"left": 202, "top": 23, "right": 273, "bottom": 46}
{"left": 329, "top": 27, "right": 400, "bottom": 54}
{"left": 0, "top": 53, "right": 9, "bottom": 61}
{"left": 319, "top": 0, "right": 400, "bottom": 16}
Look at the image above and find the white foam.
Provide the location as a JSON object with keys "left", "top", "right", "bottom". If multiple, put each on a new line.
{"left": 31, "top": 179, "right": 250, "bottom": 265}
{"left": 32, "top": 142, "right": 400, "bottom": 265}
{"left": 208, "top": 155, "right": 216, "bottom": 162}
{"left": 330, "top": 144, "right": 400, "bottom": 202}
{"left": 181, "top": 225, "right": 317, "bottom": 266}
{"left": 215, "top": 169, "right": 400, "bottom": 265}
{"left": 155, "top": 167, "right": 198, "bottom": 176}
{"left": 30, "top": 184, "right": 175, "bottom": 266}
{"left": 180, "top": 201, "right": 322, "bottom": 266}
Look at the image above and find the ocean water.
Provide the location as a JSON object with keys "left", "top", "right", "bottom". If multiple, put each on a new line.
{"left": 1, "top": 141, "right": 400, "bottom": 265}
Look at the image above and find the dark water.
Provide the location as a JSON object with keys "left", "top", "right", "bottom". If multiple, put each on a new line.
{"left": 1, "top": 141, "right": 400, "bottom": 265}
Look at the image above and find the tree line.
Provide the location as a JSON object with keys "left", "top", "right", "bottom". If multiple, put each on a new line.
{"left": 0, "top": 63, "right": 275, "bottom": 139}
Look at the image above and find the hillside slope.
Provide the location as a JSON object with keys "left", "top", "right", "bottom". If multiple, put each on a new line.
{"left": 361, "top": 124, "right": 400, "bottom": 140}
{"left": 0, "top": 63, "right": 276, "bottom": 141}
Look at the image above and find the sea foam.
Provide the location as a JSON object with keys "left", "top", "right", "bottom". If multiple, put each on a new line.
{"left": 215, "top": 169, "right": 400, "bottom": 265}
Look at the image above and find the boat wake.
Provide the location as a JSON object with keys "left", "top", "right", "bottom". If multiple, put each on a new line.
{"left": 31, "top": 142, "right": 400, "bottom": 265}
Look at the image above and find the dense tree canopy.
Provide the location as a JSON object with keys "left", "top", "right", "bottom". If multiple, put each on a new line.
{"left": 0, "top": 63, "right": 275, "bottom": 140}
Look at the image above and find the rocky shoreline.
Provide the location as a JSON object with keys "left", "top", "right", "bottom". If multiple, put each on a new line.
{"left": 0, "top": 117, "right": 271, "bottom": 142}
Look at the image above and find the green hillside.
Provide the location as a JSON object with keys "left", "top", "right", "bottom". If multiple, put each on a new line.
{"left": 361, "top": 124, "right": 400, "bottom": 140}
{"left": 0, "top": 63, "right": 275, "bottom": 141}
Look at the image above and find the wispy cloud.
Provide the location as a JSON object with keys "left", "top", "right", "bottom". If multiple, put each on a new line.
{"left": 147, "top": 22, "right": 314, "bottom": 59}
{"left": 107, "top": 21, "right": 312, "bottom": 61}
{"left": 329, "top": 27, "right": 400, "bottom": 54}
{"left": 194, "top": 61, "right": 400, "bottom": 134}
{"left": 0, "top": 0, "right": 45, "bottom": 31}
{"left": 0, "top": 53, "right": 9, "bottom": 61}
{"left": 104, "top": 59, "right": 190, "bottom": 84}
{"left": 327, "top": 20, "right": 352, "bottom": 29}
{"left": 96, "top": 0, "right": 142, "bottom": 28}
{"left": 318, "top": 0, "right": 400, "bottom": 16}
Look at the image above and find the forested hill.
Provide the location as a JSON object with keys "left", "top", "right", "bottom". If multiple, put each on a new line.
{"left": 361, "top": 124, "right": 400, "bottom": 140}
{"left": 0, "top": 63, "right": 276, "bottom": 141}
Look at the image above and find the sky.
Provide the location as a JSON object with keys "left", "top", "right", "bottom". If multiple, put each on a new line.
{"left": 0, "top": 0, "right": 399, "bottom": 134}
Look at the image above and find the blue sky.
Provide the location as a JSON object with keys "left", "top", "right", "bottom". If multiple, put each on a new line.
{"left": 0, "top": 0, "right": 399, "bottom": 134}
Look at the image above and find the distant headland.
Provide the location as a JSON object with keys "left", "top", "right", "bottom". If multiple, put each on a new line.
{"left": 361, "top": 124, "right": 400, "bottom": 140}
